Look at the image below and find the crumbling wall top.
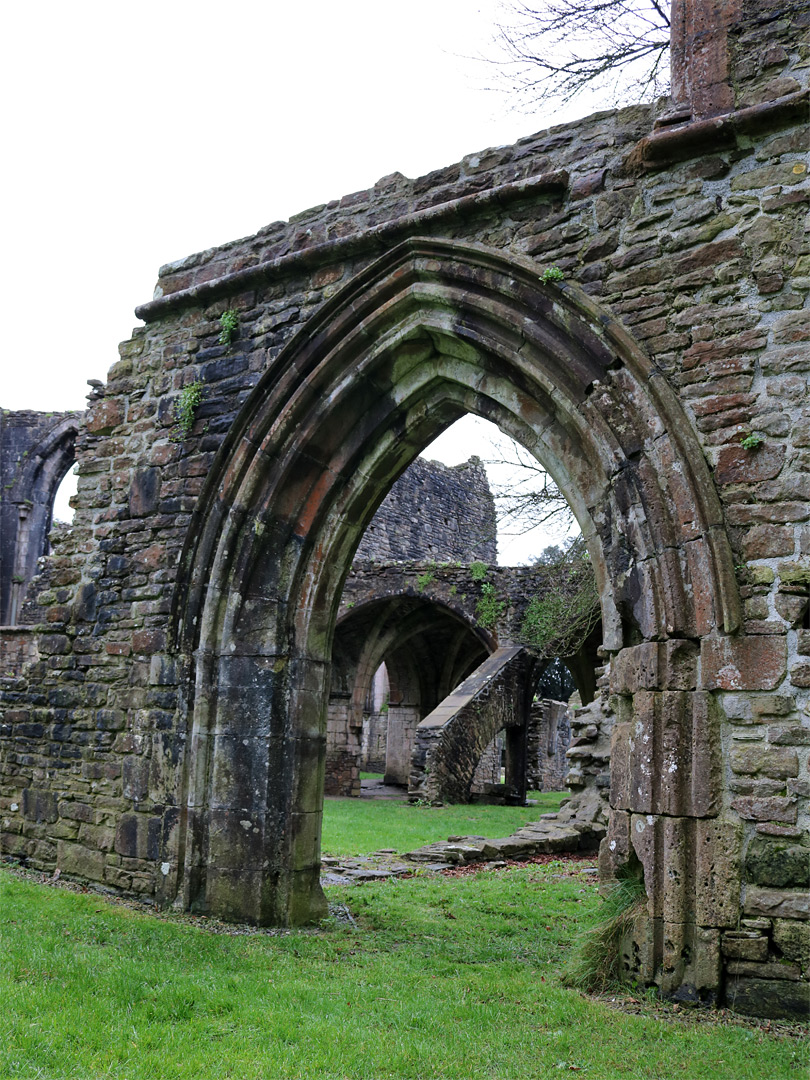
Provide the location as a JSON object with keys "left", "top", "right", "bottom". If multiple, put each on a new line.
{"left": 355, "top": 456, "right": 497, "bottom": 564}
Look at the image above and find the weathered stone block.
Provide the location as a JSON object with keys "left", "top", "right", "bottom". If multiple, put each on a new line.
{"left": 122, "top": 756, "right": 150, "bottom": 801}
{"left": 615, "top": 691, "right": 719, "bottom": 817}
{"left": 86, "top": 397, "right": 124, "bottom": 435}
{"left": 114, "top": 813, "right": 163, "bottom": 862}
{"left": 773, "top": 919, "right": 810, "bottom": 973}
{"left": 767, "top": 724, "right": 810, "bottom": 745}
{"left": 730, "top": 744, "right": 799, "bottom": 779}
{"left": 775, "top": 593, "right": 809, "bottom": 625}
{"left": 695, "top": 818, "right": 743, "bottom": 929}
{"left": 79, "top": 823, "right": 116, "bottom": 852}
{"left": 22, "top": 788, "right": 58, "bottom": 824}
{"left": 727, "top": 960, "right": 802, "bottom": 981}
{"left": 745, "top": 837, "right": 810, "bottom": 889}
{"left": 610, "top": 640, "right": 699, "bottom": 693}
{"left": 128, "top": 468, "right": 160, "bottom": 518}
{"left": 752, "top": 695, "right": 795, "bottom": 719}
{"left": 731, "top": 796, "right": 798, "bottom": 824}
{"left": 727, "top": 976, "right": 810, "bottom": 1021}
{"left": 609, "top": 642, "right": 660, "bottom": 693}
{"left": 744, "top": 886, "right": 810, "bottom": 920}
{"left": 789, "top": 662, "right": 810, "bottom": 688}
{"left": 701, "top": 635, "right": 787, "bottom": 691}
{"left": 57, "top": 799, "right": 94, "bottom": 823}
{"left": 714, "top": 444, "right": 785, "bottom": 485}
{"left": 131, "top": 629, "right": 166, "bottom": 655}
{"left": 743, "top": 525, "right": 795, "bottom": 560}
{"left": 660, "top": 920, "right": 721, "bottom": 998}
{"left": 722, "top": 931, "right": 769, "bottom": 962}
{"left": 57, "top": 840, "right": 105, "bottom": 881}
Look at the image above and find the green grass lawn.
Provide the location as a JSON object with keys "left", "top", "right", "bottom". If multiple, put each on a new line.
{"left": 322, "top": 791, "right": 568, "bottom": 856}
{"left": 0, "top": 796, "right": 806, "bottom": 1079}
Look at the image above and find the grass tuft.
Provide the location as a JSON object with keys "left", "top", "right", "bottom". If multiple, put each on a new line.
{"left": 562, "top": 871, "right": 647, "bottom": 993}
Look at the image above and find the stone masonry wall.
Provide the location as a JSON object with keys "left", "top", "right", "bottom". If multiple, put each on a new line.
{"left": 0, "top": 0, "right": 808, "bottom": 1015}
{"left": 360, "top": 712, "right": 387, "bottom": 774}
{"left": 527, "top": 699, "right": 572, "bottom": 792}
{"left": 410, "top": 647, "right": 532, "bottom": 804}
{"left": 339, "top": 561, "right": 594, "bottom": 649}
{"left": 355, "top": 456, "right": 496, "bottom": 563}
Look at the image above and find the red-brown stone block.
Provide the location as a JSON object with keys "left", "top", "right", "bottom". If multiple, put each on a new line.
{"left": 701, "top": 635, "right": 787, "bottom": 690}
{"left": 86, "top": 397, "right": 125, "bottom": 435}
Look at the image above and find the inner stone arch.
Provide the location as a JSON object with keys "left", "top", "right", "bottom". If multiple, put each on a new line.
{"left": 0, "top": 410, "right": 81, "bottom": 626}
{"left": 327, "top": 593, "right": 491, "bottom": 794}
{"left": 167, "top": 237, "right": 738, "bottom": 1002}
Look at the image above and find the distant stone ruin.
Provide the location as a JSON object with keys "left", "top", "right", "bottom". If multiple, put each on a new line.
{"left": 355, "top": 455, "right": 497, "bottom": 564}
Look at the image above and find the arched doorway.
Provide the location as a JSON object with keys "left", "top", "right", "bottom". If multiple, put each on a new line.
{"left": 328, "top": 594, "right": 491, "bottom": 794}
{"left": 0, "top": 413, "right": 80, "bottom": 625}
{"left": 167, "top": 237, "right": 738, "bottom": 1000}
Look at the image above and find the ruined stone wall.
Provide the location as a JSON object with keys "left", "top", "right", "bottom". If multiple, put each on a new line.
{"left": 410, "top": 647, "right": 533, "bottom": 804}
{"left": 0, "top": 0, "right": 808, "bottom": 1016}
{"left": 360, "top": 666, "right": 389, "bottom": 773}
{"left": 324, "top": 698, "right": 360, "bottom": 797}
{"left": 360, "top": 711, "right": 387, "bottom": 773}
{"left": 355, "top": 456, "right": 496, "bottom": 563}
{"left": 471, "top": 734, "right": 504, "bottom": 793}
{"left": 339, "top": 561, "right": 593, "bottom": 646}
{"left": 325, "top": 458, "right": 495, "bottom": 792}
{"left": 0, "top": 409, "right": 81, "bottom": 626}
{"left": 527, "top": 699, "right": 571, "bottom": 792}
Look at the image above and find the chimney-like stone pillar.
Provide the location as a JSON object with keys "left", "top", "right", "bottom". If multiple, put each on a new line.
{"left": 668, "top": 0, "right": 743, "bottom": 121}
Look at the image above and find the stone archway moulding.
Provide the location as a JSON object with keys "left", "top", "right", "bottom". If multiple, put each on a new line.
{"left": 165, "top": 236, "right": 740, "bottom": 978}
{"left": 0, "top": 412, "right": 81, "bottom": 626}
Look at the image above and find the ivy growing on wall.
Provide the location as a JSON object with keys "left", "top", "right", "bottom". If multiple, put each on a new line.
{"left": 173, "top": 381, "right": 204, "bottom": 440}
{"left": 519, "top": 540, "right": 600, "bottom": 658}
{"left": 476, "top": 580, "right": 506, "bottom": 630}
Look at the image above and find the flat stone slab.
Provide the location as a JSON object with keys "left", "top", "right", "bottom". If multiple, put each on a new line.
{"left": 480, "top": 837, "right": 538, "bottom": 858}
{"left": 319, "top": 852, "right": 415, "bottom": 885}
{"left": 403, "top": 810, "right": 604, "bottom": 866}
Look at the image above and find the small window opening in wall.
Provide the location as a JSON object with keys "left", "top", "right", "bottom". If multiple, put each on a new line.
{"left": 51, "top": 466, "right": 78, "bottom": 527}
{"left": 802, "top": 601, "right": 810, "bottom": 631}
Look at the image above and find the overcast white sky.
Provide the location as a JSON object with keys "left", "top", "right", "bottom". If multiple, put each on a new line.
{"left": 5, "top": 1, "right": 596, "bottom": 559}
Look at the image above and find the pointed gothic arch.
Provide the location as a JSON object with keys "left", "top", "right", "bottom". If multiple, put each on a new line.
{"left": 0, "top": 412, "right": 81, "bottom": 625}
{"left": 328, "top": 592, "right": 493, "bottom": 792}
{"left": 165, "top": 238, "right": 739, "bottom": 981}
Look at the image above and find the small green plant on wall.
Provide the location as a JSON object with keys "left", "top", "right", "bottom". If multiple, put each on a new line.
{"left": 219, "top": 309, "right": 239, "bottom": 346}
{"left": 416, "top": 566, "right": 436, "bottom": 593}
{"left": 540, "top": 266, "right": 565, "bottom": 284}
{"left": 740, "top": 432, "right": 764, "bottom": 451}
{"left": 174, "top": 381, "right": 203, "bottom": 440}
{"left": 520, "top": 543, "right": 599, "bottom": 658}
{"left": 476, "top": 581, "right": 505, "bottom": 630}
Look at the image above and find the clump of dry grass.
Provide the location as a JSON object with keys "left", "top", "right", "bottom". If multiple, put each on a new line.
{"left": 562, "top": 871, "right": 647, "bottom": 992}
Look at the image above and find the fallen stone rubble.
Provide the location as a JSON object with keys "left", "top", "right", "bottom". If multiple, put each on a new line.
{"left": 320, "top": 796, "right": 607, "bottom": 884}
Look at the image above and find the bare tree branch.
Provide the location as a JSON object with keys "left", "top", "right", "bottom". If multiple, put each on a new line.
{"left": 519, "top": 537, "right": 601, "bottom": 659}
{"left": 483, "top": 438, "right": 574, "bottom": 539}
{"left": 487, "top": 0, "right": 670, "bottom": 110}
